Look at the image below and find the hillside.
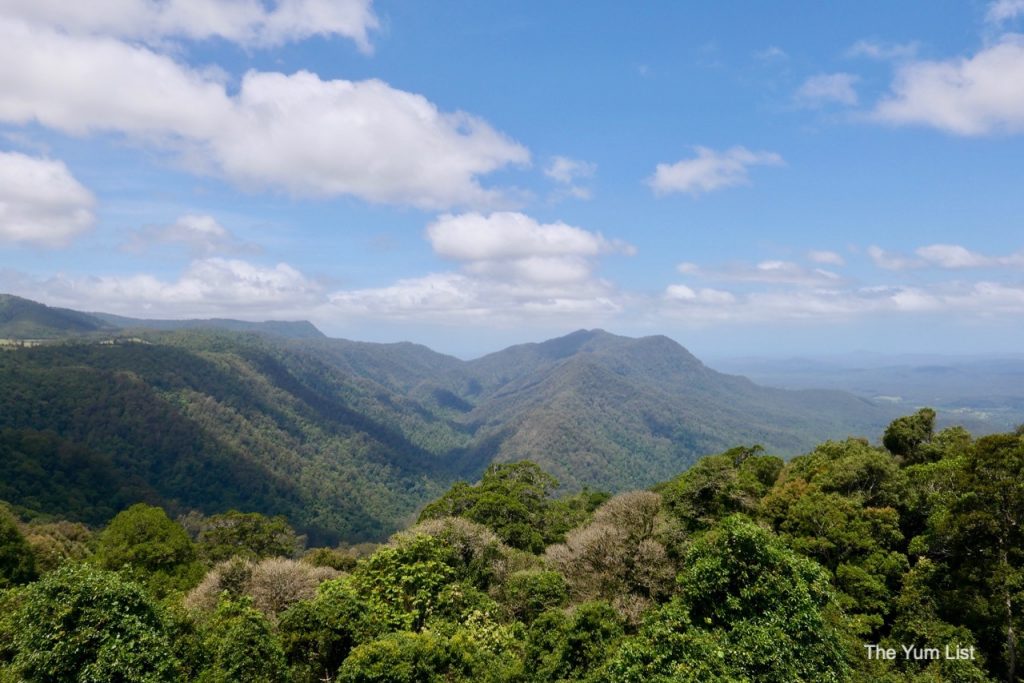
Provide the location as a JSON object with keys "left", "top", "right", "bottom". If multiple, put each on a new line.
{"left": 0, "top": 296, "right": 904, "bottom": 542}
{"left": 0, "top": 294, "right": 116, "bottom": 339}
{"left": 0, "top": 332, "right": 472, "bottom": 543}
{"left": 452, "top": 330, "right": 891, "bottom": 490}
{"left": 92, "top": 312, "right": 326, "bottom": 340}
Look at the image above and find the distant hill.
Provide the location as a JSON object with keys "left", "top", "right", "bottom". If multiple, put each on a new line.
{"left": 0, "top": 296, "right": 909, "bottom": 542}
{"left": 713, "top": 353, "right": 1024, "bottom": 431}
{"left": 0, "top": 294, "right": 116, "bottom": 338}
{"left": 0, "top": 292, "right": 326, "bottom": 340}
{"left": 449, "top": 330, "right": 892, "bottom": 490}
{"left": 91, "top": 312, "right": 325, "bottom": 340}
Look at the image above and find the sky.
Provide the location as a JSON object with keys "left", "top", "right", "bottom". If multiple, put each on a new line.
{"left": 1, "top": 0, "right": 1023, "bottom": 358}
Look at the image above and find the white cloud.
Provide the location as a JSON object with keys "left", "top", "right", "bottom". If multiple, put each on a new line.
{"left": 872, "top": 34, "right": 1024, "bottom": 135}
{"left": 328, "top": 212, "right": 633, "bottom": 323}
{"left": 987, "top": 0, "right": 1024, "bottom": 24}
{"left": 545, "top": 156, "right": 596, "bottom": 184}
{"left": 754, "top": 46, "right": 788, "bottom": 61}
{"left": 665, "top": 284, "right": 736, "bottom": 304}
{"left": 915, "top": 243, "right": 991, "bottom": 268}
{"left": 677, "top": 259, "right": 844, "bottom": 288}
{"left": 329, "top": 271, "right": 622, "bottom": 322}
{"left": 846, "top": 40, "right": 918, "bottom": 60}
{"left": 649, "top": 146, "right": 783, "bottom": 196}
{"left": 6, "top": 257, "right": 322, "bottom": 317}
{"left": 867, "top": 245, "right": 922, "bottom": 271}
{"left": 0, "top": 19, "right": 529, "bottom": 208}
{"left": 427, "top": 212, "right": 626, "bottom": 262}
{"left": 796, "top": 73, "right": 860, "bottom": 107}
{"left": 544, "top": 156, "right": 596, "bottom": 201}
{"left": 807, "top": 250, "right": 846, "bottom": 266}
{"left": 0, "top": 151, "right": 95, "bottom": 247}
{"left": 869, "top": 243, "right": 1024, "bottom": 270}
{"left": 125, "top": 213, "right": 245, "bottom": 255}
{"left": 0, "top": 0, "right": 379, "bottom": 52}
{"left": 659, "top": 280, "right": 1024, "bottom": 324}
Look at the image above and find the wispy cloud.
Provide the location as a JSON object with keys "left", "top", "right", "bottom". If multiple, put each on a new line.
{"left": 677, "top": 259, "right": 845, "bottom": 288}
{"left": 807, "top": 250, "right": 846, "bottom": 266}
{"left": 869, "top": 243, "right": 1024, "bottom": 270}
{"left": 846, "top": 40, "right": 918, "bottom": 60}
{"left": 2, "top": 0, "right": 381, "bottom": 52}
{"left": 544, "top": 156, "right": 596, "bottom": 200}
{"left": 986, "top": 0, "right": 1024, "bottom": 24}
{"left": 649, "top": 146, "right": 783, "bottom": 196}
{"left": 124, "top": 214, "right": 250, "bottom": 256}
{"left": 796, "top": 73, "right": 860, "bottom": 107}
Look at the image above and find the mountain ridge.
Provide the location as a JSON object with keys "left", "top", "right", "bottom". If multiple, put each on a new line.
{"left": 0, "top": 295, "right": 906, "bottom": 542}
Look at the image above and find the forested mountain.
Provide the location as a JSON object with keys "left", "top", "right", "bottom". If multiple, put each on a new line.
{"left": 92, "top": 312, "right": 326, "bottom": 340}
{"left": 0, "top": 295, "right": 901, "bottom": 543}
{"left": 0, "top": 293, "right": 117, "bottom": 339}
{"left": 0, "top": 293, "right": 324, "bottom": 341}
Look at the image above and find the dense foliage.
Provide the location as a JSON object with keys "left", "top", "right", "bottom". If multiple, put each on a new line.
{"left": 0, "top": 310, "right": 904, "bottom": 546}
{"left": 2, "top": 410, "right": 1024, "bottom": 681}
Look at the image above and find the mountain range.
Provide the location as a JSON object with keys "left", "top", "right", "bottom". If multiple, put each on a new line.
{"left": 0, "top": 293, "right": 900, "bottom": 542}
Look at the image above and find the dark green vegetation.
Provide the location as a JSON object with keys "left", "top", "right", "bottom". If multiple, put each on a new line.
{"left": 2, "top": 413, "right": 1023, "bottom": 681}
{"left": 0, "top": 294, "right": 902, "bottom": 543}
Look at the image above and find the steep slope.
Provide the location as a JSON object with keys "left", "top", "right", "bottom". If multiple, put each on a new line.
{"left": 0, "top": 331, "right": 473, "bottom": 543}
{"left": 458, "top": 331, "right": 893, "bottom": 490}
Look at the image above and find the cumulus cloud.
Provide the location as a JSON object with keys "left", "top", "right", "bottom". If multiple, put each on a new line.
{"left": 328, "top": 212, "right": 633, "bottom": 323}
{"left": 10, "top": 258, "right": 323, "bottom": 317}
{"left": 0, "top": 19, "right": 529, "bottom": 208}
{"left": 125, "top": 214, "right": 245, "bottom": 256}
{"left": 426, "top": 212, "right": 627, "bottom": 262}
{"left": 872, "top": 34, "right": 1024, "bottom": 135}
{"left": 0, "top": 151, "right": 95, "bottom": 247}
{"left": 0, "top": 0, "right": 380, "bottom": 52}
{"left": 648, "top": 146, "right": 783, "bottom": 196}
{"left": 796, "top": 73, "right": 860, "bottom": 107}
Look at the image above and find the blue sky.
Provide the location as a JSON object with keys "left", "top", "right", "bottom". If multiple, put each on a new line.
{"left": 1, "top": 1, "right": 1023, "bottom": 358}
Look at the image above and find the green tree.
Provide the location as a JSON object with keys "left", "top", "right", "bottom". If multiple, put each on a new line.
{"left": 657, "top": 446, "right": 782, "bottom": 533}
{"left": 95, "top": 503, "right": 202, "bottom": 596}
{"left": 882, "top": 408, "right": 936, "bottom": 463}
{"left": 0, "top": 505, "right": 35, "bottom": 588}
{"left": 922, "top": 432, "right": 1024, "bottom": 682}
{"left": 197, "top": 510, "right": 303, "bottom": 563}
{"left": 419, "top": 462, "right": 560, "bottom": 552}
{"left": 197, "top": 597, "right": 288, "bottom": 683}
{"left": 605, "top": 516, "right": 849, "bottom": 682}
{"left": 524, "top": 601, "right": 624, "bottom": 682}
{"left": 2, "top": 564, "right": 181, "bottom": 682}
